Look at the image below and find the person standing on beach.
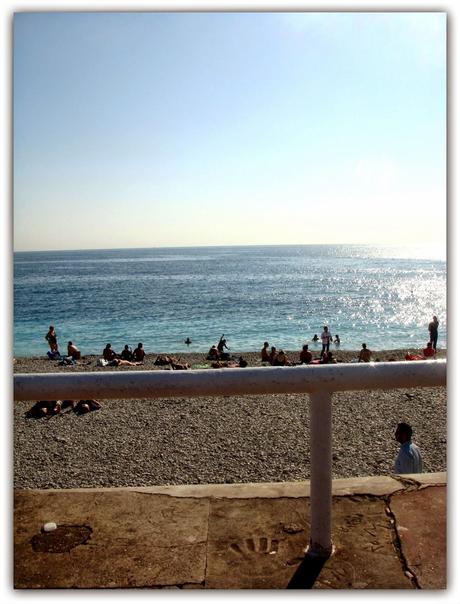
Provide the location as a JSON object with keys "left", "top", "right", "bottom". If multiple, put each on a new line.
{"left": 45, "top": 326, "right": 58, "bottom": 353}
{"left": 394, "top": 422, "right": 423, "bottom": 474}
{"left": 217, "top": 335, "right": 230, "bottom": 359}
{"left": 321, "top": 326, "right": 331, "bottom": 354}
{"left": 428, "top": 316, "right": 439, "bottom": 351}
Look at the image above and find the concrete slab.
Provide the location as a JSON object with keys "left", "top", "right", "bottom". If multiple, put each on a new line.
{"left": 390, "top": 486, "right": 446, "bottom": 589}
{"left": 315, "top": 496, "right": 412, "bottom": 589}
{"left": 69, "top": 474, "right": 406, "bottom": 499}
{"left": 13, "top": 475, "right": 446, "bottom": 590}
{"left": 206, "top": 497, "right": 310, "bottom": 588}
{"left": 330, "top": 476, "right": 404, "bottom": 497}
{"left": 205, "top": 495, "right": 412, "bottom": 589}
{"left": 394, "top": 472, "right": 447, "bottom": 487}
{"left": 14, "top": 490, "right": 209, "bottom": 588}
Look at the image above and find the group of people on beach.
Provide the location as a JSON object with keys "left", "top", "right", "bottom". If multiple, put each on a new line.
{"left": 101, "top": 342, "right": 145, "bottom": 366}
{"left": 44, "top": 314, "right": 441, "bottom": 368}
{"left": 26, "top": 398, "right": 102, "bottom": 419}
{"left": 311, "top": 327, "right": 341, "bottom": 350}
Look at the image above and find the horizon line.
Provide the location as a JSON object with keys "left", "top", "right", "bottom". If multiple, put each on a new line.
{"left": 13, "top": 242, "right": 446, "bottom": 254}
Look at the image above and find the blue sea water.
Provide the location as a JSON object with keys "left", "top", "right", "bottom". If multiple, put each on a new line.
{"left": 13, "top": 245, "right": 446, "bottom": 357}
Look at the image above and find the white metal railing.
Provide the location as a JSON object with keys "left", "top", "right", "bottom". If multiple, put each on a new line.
{"left": 14, "top": 360, "right": 446, "bottom": 557}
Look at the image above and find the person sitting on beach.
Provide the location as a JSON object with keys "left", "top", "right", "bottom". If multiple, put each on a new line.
{"left": 394, "top": 422, "right": 423, "bottom": 474}
{"left": 170, "top": 358, "right": 190, "bottom": 370}
{"left": 121, "top": 344, "right": 133, "bottom": 361}
{"left": 299, "top": 344, "right": 313, "bottom": 364}
{"left": 320, "top": 351, "right": 337, "bottom": 364}
{"left": 312, "top": 334, "right": 319, "bottom": 342}
{"left": 238, "top": 356, "right": 248, "bottom": 368}
{"left": 67, "top": 341, "right": 81, "bottom": 360}
{"left": 133, "top": 343, "right": 145, "bottom": 363}
{"left": 103, "top": 343, "right": 117, "bottom": 362}
{"left": 261, "top": 341, "right": 270, "bottom": 363}
{"left": 423, "top": 341, "right": 436, "bottom": 358}
{"left": 358, "top": 343, "right": 372, "bottom": 362}
{"left": 274, "top": 350, "right": 290, "bottom": 366}
{"left": 334, "top": 334, "right": 341, "bottom": 345}
{"left": 45, "top": 325, "right": 59, "bottom": 353}
{"left": 208, "top": 345, "right": 219, "bottom": 360}
{"left": 269, "top": 346, "right": 278, "bottom": 365}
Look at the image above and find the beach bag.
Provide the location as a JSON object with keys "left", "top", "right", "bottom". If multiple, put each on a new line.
{"left": 97, "top": 358, "right": 109, "bottom": 367}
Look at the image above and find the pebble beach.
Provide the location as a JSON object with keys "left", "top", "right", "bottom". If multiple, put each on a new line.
{"left": 14, "top": 348, "right": 447, "bottom": 490}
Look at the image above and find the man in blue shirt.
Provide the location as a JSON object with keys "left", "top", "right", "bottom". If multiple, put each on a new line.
{"left": 394, "top": 422, "right": 423, "bottom": 474}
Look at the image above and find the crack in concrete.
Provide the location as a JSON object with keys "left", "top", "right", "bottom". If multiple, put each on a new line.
{"left": 203, "top": 498, "right": 211, "bottom": 588}
{"left": 384, "top": 494, "right": 421, "bottom": 589}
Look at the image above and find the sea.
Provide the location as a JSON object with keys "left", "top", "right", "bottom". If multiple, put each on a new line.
{"left": 13, "top": 245, "right": 446, "bottom": 358}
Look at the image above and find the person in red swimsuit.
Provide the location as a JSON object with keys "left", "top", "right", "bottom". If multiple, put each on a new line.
{"left": 423, "top": 342, "right": 436, "bottom": 358}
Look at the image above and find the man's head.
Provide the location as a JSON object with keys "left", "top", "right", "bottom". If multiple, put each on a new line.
{"left": 264, "top": 341, "right": 269, "bottom": 348}
{"left": 362, "top": 343, "right": 367, "bottom": 349}
{"left": 395, "top": 422, "right": 413, "bottom": 444}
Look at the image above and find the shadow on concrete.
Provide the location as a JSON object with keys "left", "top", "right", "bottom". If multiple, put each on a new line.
{"left": 286, "top": 551, "right": 329, "bottom": 589}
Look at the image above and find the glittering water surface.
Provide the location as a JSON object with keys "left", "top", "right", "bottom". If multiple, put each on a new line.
{"left": 14, "top": 245, "right": 446, "bottom": 356}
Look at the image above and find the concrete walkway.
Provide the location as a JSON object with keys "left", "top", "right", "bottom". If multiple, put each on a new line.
{"left": 14, "top": 472, "right": 446, "bottom": 589}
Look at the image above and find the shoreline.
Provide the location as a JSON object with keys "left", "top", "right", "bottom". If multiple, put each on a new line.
{"left": 14, "top": 348, "right": 446, "bottom": 491}
{"left": 13, "top": 348, "right": 447, "bottom": 374}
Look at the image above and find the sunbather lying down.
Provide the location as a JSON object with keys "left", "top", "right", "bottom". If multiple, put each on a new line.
{"left": 154, "top": 354, "right": 190, "bottom": 370}
{"left": 73, "top": 399, "right": 102, "bottom": 414}
{"left": 26, "top": 399, "right": 102, "bottom": 418}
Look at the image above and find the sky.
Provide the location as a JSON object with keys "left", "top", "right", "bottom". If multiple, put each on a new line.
{"left": 13, "top": 10, "right": 446, "bottom": 251}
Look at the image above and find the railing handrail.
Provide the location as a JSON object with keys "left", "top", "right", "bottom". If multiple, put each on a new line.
{"left": 14, "top": 360, "right": 446, "bottom": 401}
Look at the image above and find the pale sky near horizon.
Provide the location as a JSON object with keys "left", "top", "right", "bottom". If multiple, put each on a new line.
{"left": 13, "top": 11, "right": 446, "bottom": 252}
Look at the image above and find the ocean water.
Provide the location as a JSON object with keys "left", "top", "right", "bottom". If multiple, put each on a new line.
{"left": 13, "top": 245, "right": 446, "bottom": 357}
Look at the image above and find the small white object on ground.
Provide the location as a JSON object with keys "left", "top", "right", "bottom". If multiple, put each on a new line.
{"left": 43, "top": 522, "right": 57, "bottom": 532}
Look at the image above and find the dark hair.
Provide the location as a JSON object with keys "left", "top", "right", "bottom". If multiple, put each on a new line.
{"left": 397, "top": 422, "right": 413, "bottom": 439}
{"left": 124, "top": 345, "right": 129, "bottom": 350}
{"left": 362, "top": 343, "right": 367, "bottom": 348}
{"left": 303, "top": 344, "right": 309, "bottom": 350}
{"left": 263, "top": 341, "right": 269, "bottom": 347}
{"left": 106, "top": 343, "right": 111, "bottom": 348}
{"left": 68, "top": 341, "right": 72, "bottom": 345}
{"left": 138, "top": 343, "right": 143, "bottom": 348}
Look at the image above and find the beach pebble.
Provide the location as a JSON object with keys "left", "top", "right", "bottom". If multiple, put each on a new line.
{"left": 43, "top": 522, "right": 57, "bottom": 532}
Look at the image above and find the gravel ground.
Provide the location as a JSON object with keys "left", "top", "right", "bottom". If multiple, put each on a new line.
{"left": 14, "top": 349, "right": 447, "bottom": 490}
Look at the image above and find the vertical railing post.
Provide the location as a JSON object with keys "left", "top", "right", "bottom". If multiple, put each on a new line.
{"left": 308, "top": 390, "right": 333, "bottom": 557}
